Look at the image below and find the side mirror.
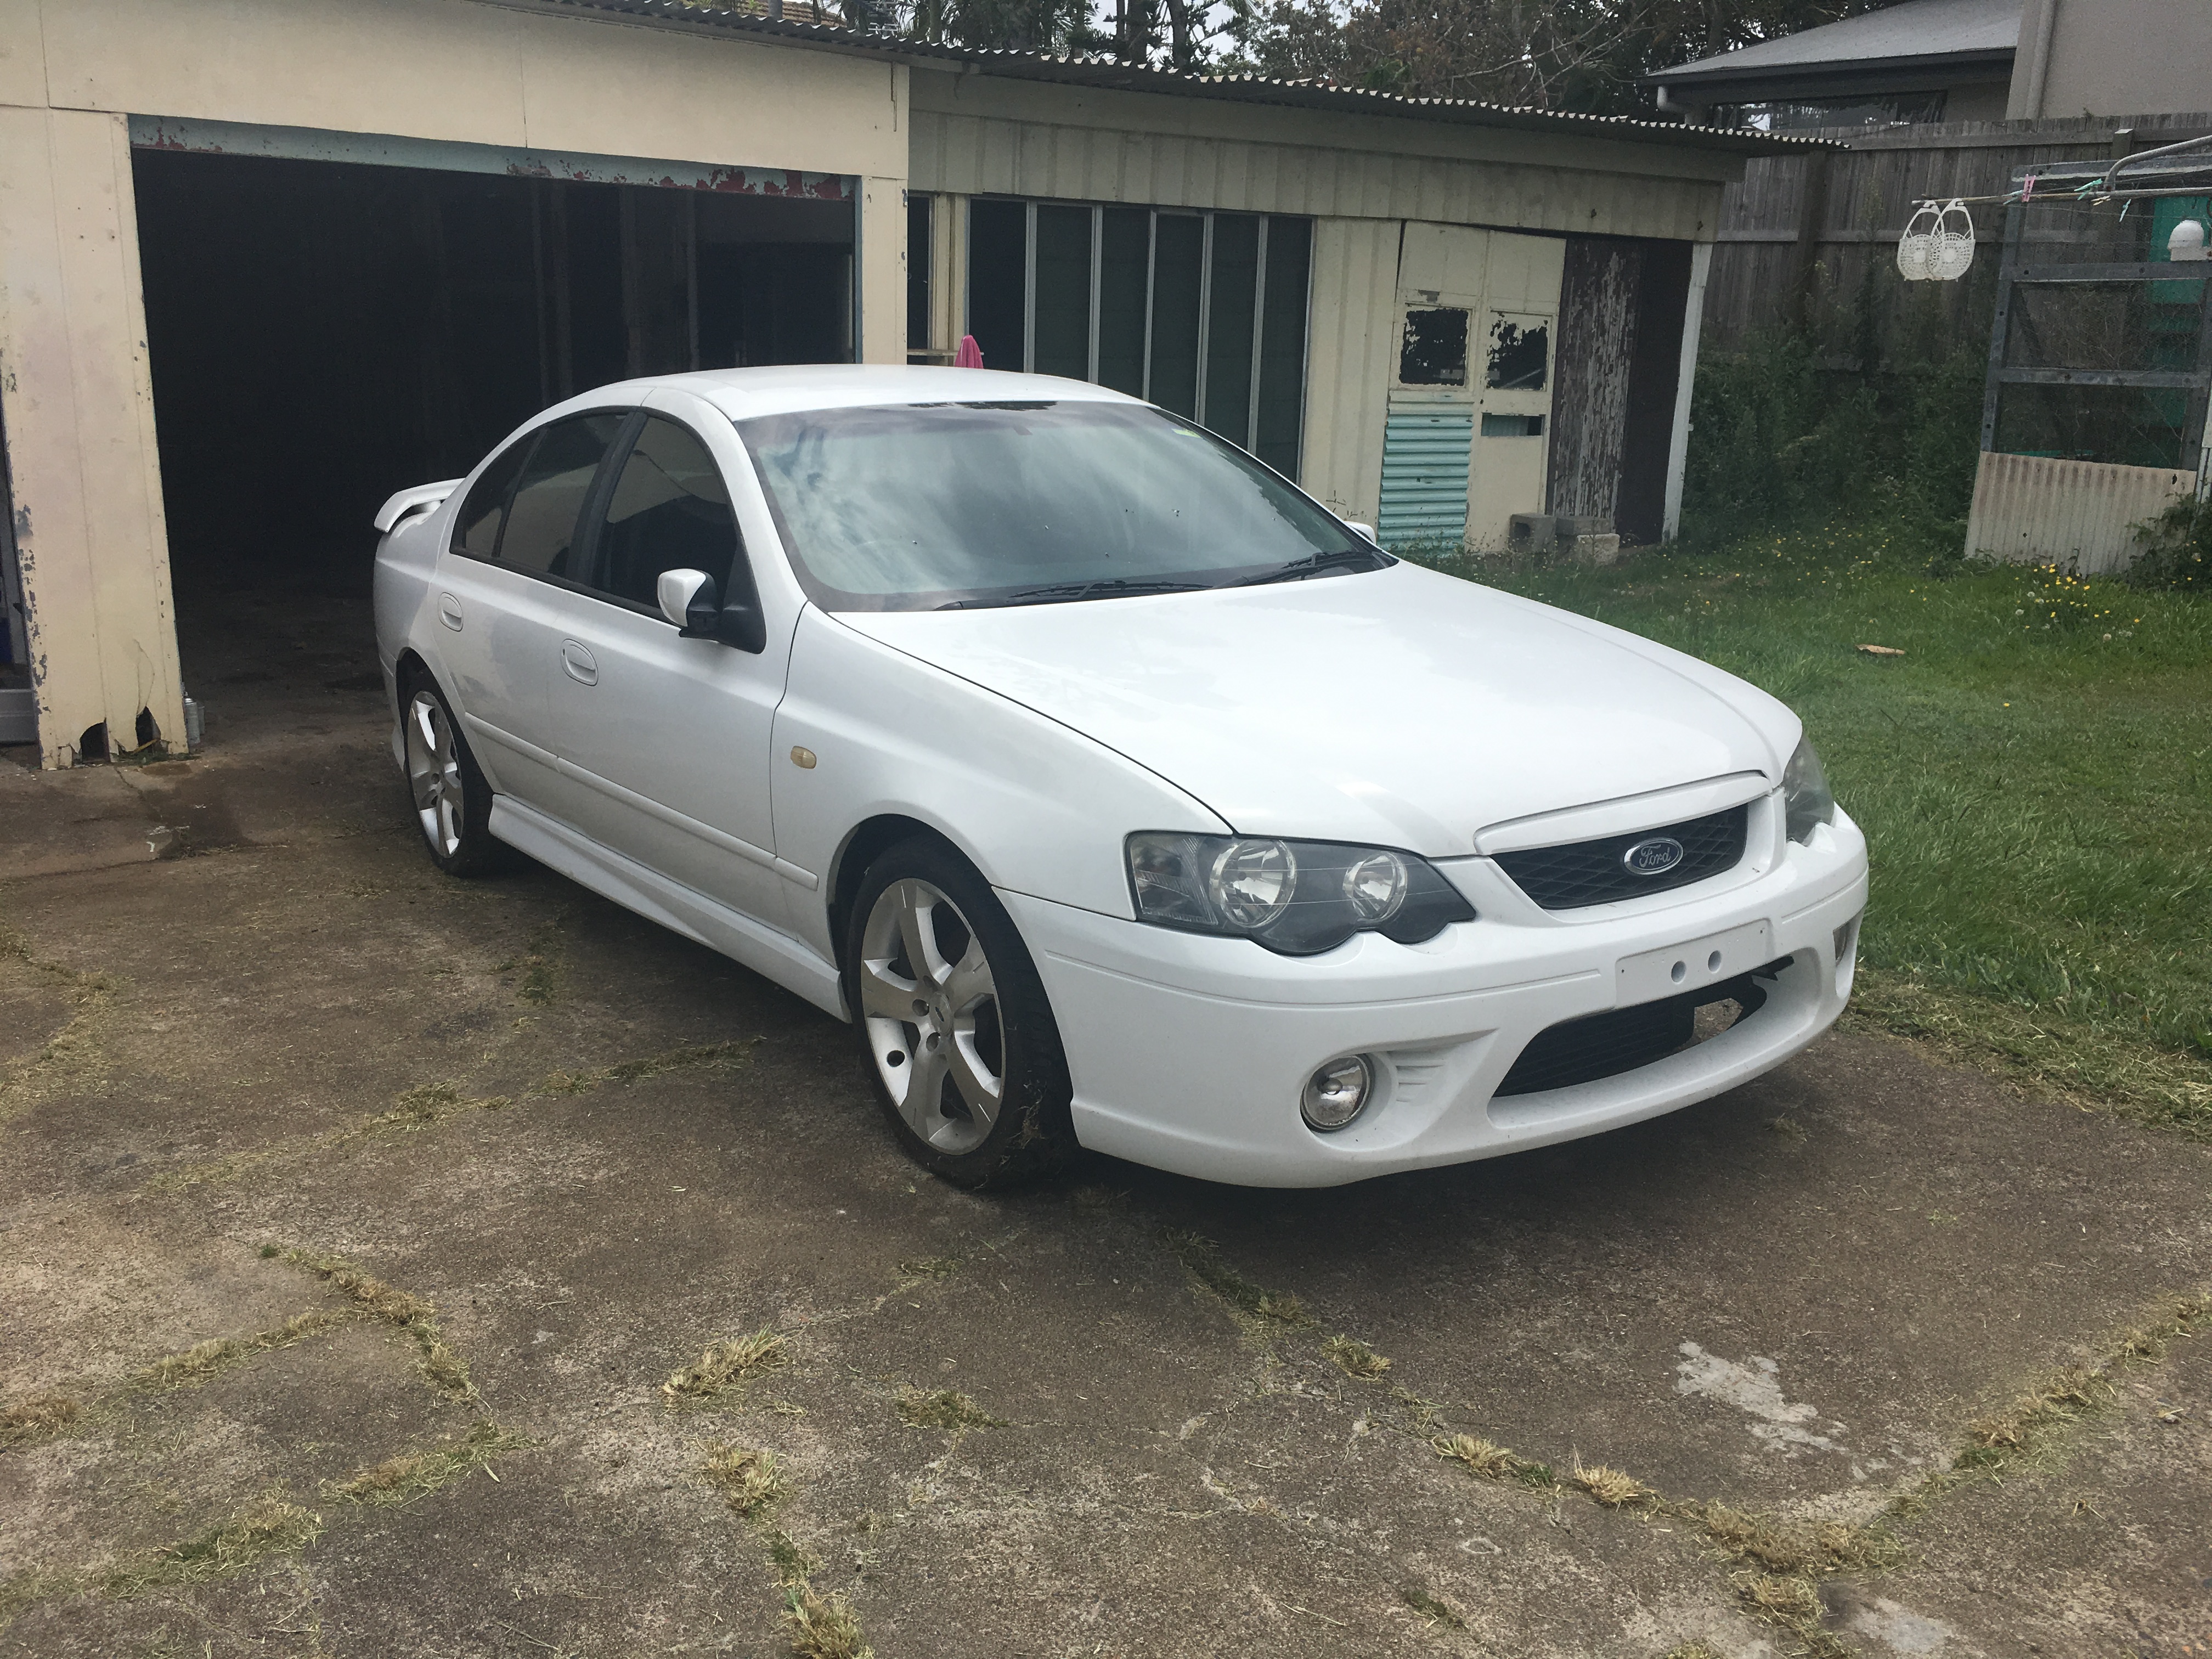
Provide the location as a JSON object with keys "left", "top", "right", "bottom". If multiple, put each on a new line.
{"left": 1345, "top": 521, "right": 1378, "bottom": 545}
{"left": 658, "top": 567, "right": 769, "bottom": 653}
{"left": 658, "top": 568, "right": 717, "bottom": 632}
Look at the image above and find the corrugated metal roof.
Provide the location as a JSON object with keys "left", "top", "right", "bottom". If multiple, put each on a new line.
{"left": 1650, "top": 0, "right": 2019, "bottom": 86}
{"left": 490, "top": 0, "right": 1833, "bottom": 153}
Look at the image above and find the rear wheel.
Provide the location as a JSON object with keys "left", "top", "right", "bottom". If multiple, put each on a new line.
{"left": 845, "top": 837, "right": 1075, "bottom": 1188}
{"left": 400, "top": 673, "right": 502, "bottom": 877}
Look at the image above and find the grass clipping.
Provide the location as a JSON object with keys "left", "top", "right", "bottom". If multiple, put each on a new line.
{"left": 663, "top": 1330, "right": 789, "bottom": 1407}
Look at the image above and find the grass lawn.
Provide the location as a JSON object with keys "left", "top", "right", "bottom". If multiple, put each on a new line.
{"left": 1431, "top": 523, "right": 2212, "bottom": 1132}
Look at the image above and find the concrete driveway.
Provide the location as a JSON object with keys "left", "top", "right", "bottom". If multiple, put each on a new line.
{"left": 4, "top": 588, "right": 2209, "bottom": 1658}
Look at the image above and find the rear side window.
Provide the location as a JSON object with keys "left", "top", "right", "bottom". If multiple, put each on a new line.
{"left": 590, "top": 417, "right": 745, "bottom": 611}
{"left": 496, "top": 413, "right": 626, "bottom": 578}
{"left": 451, "top": 436, "right": 532, "bottom": 560}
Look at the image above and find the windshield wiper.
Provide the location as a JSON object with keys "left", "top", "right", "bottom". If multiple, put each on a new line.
{"left": 938, "top": 578, "right": 1215, "bottom": 610}
{"left": 1233, "top": 547, "right": 1392, "bottom": 586}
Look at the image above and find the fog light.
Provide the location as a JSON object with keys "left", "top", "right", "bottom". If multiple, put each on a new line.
{"left": 1833, "top": 917, "right": 1859, "bottom": 965}
{"left": 1300, "top": 1054, "right": 1373, "bottom": 1132}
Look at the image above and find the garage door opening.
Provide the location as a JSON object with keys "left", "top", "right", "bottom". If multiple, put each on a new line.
{"left": 131, "top": 142, "right": 854, "bottom": 746}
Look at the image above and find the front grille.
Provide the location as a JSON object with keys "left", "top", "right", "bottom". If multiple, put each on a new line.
{"left": 1493, "top": 803, "right": 1748, "bottom": 910}
{"left": 1494, "top": 972, "right": 1770, "bottom": 1097}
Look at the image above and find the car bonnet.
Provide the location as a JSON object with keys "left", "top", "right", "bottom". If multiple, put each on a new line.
{"left": 831, "top": 561, "right": 1798, "bottom": 858}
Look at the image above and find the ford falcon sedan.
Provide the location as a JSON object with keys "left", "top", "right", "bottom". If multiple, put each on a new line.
{"left": 372, "top": 365, "right": 1867, "bottom": 1189}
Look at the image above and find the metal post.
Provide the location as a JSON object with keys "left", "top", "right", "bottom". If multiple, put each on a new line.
{"left": 1978, "top": 201, "right": 2023, "bottom": 452}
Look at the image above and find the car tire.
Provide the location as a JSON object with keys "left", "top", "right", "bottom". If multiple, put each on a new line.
{"left": 399, "top": 670, "right": 504, "bottom": 877}
{"left": 844, "top": 836, "right": 1077, "bottom": 1188}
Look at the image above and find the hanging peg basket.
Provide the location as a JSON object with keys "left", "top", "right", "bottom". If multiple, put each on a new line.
{"left": 1897, "top": 202, "right": 1941, "bottom": 281}
{"left": 1928, "top": 199, "right": 1977, "bottom": 281}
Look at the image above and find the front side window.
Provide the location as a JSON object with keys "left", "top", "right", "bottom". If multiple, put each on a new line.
{"left": 589, "top": 416, "right": 745, "bottom": 611}
{"left": 497, "top": 413, "right": 627, "bottom": 579}
{"left": 740, "top": 399, "right": 1374, "bottom": 612}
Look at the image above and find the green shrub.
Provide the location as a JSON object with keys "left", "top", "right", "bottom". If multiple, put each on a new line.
{"left": 2128, "top": 495, "right": 2212, "bottom": 592}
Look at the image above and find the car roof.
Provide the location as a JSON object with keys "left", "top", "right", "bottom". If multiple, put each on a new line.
{"left": 543, "top": 364, "right": 1144, "bottom": 424}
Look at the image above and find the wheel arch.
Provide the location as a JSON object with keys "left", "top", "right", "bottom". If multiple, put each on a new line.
{"left": 826, "top": 812, "right": 973, "bottom": 973}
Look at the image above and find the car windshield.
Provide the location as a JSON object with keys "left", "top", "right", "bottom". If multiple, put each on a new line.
{"left": 736, "top": 399, "right": 1384, "bottom": 611}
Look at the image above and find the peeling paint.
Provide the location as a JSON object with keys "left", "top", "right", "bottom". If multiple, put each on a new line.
{"left": 129, "top": 116, "right": 852, "bottom": 201}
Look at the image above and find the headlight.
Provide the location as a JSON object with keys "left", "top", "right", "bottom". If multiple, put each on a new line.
{"left": 1782, "top": 736, "right": 1836, "bottom": 844}
{"left": 1126, "top": 833, "right": 1475, "bottom": 955}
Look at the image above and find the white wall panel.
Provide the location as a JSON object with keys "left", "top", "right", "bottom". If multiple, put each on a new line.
{"left": 1302, "top": 218, "right": 1402, "bottom": 525}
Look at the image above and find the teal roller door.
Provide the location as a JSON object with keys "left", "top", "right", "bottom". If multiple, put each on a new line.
{"left": 1378, "top": 403, "right": 1472, "bottom": 548}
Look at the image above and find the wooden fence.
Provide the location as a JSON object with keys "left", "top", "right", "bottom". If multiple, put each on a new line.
{"left": 1703, "top": 109, "right": 2212, "bottom": 357}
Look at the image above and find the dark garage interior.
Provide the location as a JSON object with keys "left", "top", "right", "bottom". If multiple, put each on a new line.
{"left": 131, "top": 146, "right": 855, "bottom": 742}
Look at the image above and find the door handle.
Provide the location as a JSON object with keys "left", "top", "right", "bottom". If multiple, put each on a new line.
{"left": 438, "top": 593, "right": 463, "bottom": 631}
{"left": 560, "top": 640, "right": 598, "bottom": 686}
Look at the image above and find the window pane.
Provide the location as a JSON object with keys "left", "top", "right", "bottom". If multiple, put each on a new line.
{"left": 1203, "top": 213, "right": 1260, "bottom": 447}
{"left": 966, "top": 199, "right": 1028, "bottom": 373}
{"left": 1032, "top": 205, "right": 1093, "bottom": 380}
{"left": 1255, "top": 217, "right": 1312, "bottom": 478}
{"left": 499, "top": 413, "right": 625, "bottom": 578}
{"left": 741, "top": 400, "right": 1359, "bottom": 610}
{"left": 452, "top": 435, "right": 533, "bottom": 560}
{"left": 1400, "top": 308, "right": 1470, "bottom": 386}
{"left": 1486, "top": 313, "right": 1549, "bottom": 390}
{"left": 1149, "top": 216, "right": 1204, "bottom": 418}
{"left": 592, "top": 416, "right": 743, "bottom": 610}
{"left": 1097, "top": 208, "right": 1149, "bottom": 396}
{"left": 906, "top": 194, "right": 933, "bottom": 357}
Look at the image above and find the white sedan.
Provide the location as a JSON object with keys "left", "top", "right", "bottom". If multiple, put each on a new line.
{"left": 373, "top": 366, "right": 1867, "bottom": 1189}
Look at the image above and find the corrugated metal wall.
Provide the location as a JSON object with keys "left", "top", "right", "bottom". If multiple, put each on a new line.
{"left": 909, "top": 108, "right": 1724, "bottom": 244}
{"left": 1965, "top": 452, "right": 2197, "bottom": 572}
{"left": 1302, "top": 217, "right": 1401, "bottom": 524}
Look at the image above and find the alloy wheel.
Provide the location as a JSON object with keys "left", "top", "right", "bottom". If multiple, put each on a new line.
{"left": 857, "top": 878, "right": 1006, "bottom": 1155}
{"left": 405, "top": 690, "right": 466, "bottom": 860}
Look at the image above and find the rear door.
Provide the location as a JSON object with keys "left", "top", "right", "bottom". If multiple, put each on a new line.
{"left": 435, "top": 410, "right": 629, "bottom": 821}
{"left": 543, "top": 393, "right": 794, "bottom": 923}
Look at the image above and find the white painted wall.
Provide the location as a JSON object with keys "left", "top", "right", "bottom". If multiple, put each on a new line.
{"left": 0, "top": 0, "right": 905, "bottom": 766}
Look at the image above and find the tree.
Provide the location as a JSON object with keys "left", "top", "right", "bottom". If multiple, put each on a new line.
{"left": 1228, "top": 0, "right": 1894, "bottom": 115}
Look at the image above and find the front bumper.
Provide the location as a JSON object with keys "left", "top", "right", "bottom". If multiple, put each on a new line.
{"left": 1004, "top": 795, "right": 1867, "bottom": 1188}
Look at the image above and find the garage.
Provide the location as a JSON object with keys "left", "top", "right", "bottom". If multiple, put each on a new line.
{"left": 128, "top": 127, "right": 857, "bottom": 748}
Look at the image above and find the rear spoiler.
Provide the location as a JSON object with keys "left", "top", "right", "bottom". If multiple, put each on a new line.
{"left": 374, "top": 479, "right": 462, "bottom": 535}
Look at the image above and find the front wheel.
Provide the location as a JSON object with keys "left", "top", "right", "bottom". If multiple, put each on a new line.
{"left": 400, "top": 673, "right": 503, "bottom": 877}
{"left": 845, "top": 837, "right": 1076, "bottom": 1188}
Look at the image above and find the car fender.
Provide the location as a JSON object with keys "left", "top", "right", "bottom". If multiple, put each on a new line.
{"left": 770, "top": 605, "right": 1232, "bottom": 965}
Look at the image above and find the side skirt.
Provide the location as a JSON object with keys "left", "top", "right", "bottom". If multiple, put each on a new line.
{"left": 488, "top": 795, "right": 848, "bottom": 1021}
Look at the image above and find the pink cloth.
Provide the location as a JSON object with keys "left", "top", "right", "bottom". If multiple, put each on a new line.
{"left": 953, "top": 334, "right": 984, "bottom": 369}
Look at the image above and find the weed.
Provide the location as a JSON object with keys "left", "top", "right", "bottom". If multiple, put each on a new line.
{"left": 895, "top": 1387, "right": 1003, "bottom": 1430}
{"left": 1512, "top": 1462, "right": 1556, "bottom": 1489}
{"left": 1322, "top": 1335, "right": 1391, "bottom": 1379}
{"left": 1569, "top": 1462, "right": 1654, "bottom": 1508}
{"left": 328, "top": 1420, "right": 530, "bottom": 1506}
{"left": 1400, "top": 1587, "right": 1464, "bottom": 1628}
{"left": 897, "top": 1257, "right": 958, "bottom": 1280}
{"left": 764, "top": 1527, "right": 820, "bottom": 1583}
{"left": 103, "top": 1497, "right": 324, "bottom": 1597}
{"left": 783, "top": 1584, "right": 872, "bottom": 1659}
{"left": 663, "top": 1331, "right": 789, "bottom": 1406}
{"left": 1960, "top": 1364, "right": 2117, "bottom": 1464}
{"left": 1661, "top": 1647, "right": 1723, "bottom": 1659}
{"left": 1731, "top": 1571, "right": 1822, "bottom": 1624}
{"left": 1692, "top": 1502, "right": 1898, "bottom": 1577}
{"left": 274, "top": 1248, "right": 475, "bottom": 1401}
{"left": 0, "top": 1392, "right": 80, "bottom": 1449}
{"left": 1433, "top": 1434, "right": 1523, "bottom": 1479}
{"left": 703, "top": 1444, "right": 787, "bottom": 1517}
{"left": 1158, "top": 1229, "right": 1315, "bottom": 1328}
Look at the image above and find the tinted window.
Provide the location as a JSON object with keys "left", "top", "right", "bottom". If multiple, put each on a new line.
{"left": 499, "top": 413, "right": 625, "bottom": 579}
{"left": 452, "top": 436, "right": 532, "bottom": 560}
{"left": 590, "top": 417, "right": 744, "bottom": 611}
{"left": 740, "top": 400, "right": 1368, "bottom": 612}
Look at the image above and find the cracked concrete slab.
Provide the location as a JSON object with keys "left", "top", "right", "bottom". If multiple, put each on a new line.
{"left": 4, "top": 647, "right": 2208, "bottom": 1657}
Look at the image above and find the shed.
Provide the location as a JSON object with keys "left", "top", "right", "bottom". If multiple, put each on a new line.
{"left": 0, "top": 0, "right": 1806, "bottom": 767}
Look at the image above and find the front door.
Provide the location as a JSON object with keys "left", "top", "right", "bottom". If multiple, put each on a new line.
{"left": 541, "top": 393, "right": 793, "bottom": 924}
